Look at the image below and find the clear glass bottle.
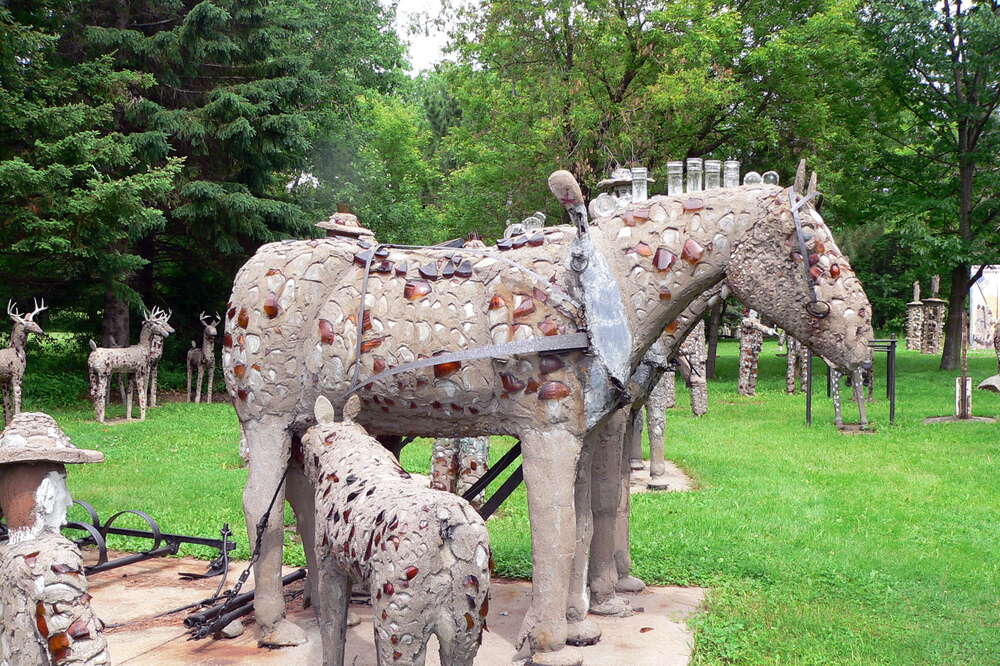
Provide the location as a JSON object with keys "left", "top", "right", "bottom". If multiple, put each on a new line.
{"left": 686, "top": 158, "right": 703, "bottom": 192}
{"left": 704, "top": 160, "right": 722, "bottom": 190}
{"left": 630, "top": 166, "right": 649, "bottom": 202}
{"left": 723, "top": 160, "right": 740, "bottom": 188}
{"left": 667, "top": 161, "right": 684, "bottom": 195}
{"left": 743, "top": 171, "right": 762, "bottom": 185}
{"left": 762, "top": 170, "right": 780, "bottom": 186}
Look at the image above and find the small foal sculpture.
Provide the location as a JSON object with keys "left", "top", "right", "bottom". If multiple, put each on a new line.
{"left": 0, "top": 299, "right": 47, "bottom": 425}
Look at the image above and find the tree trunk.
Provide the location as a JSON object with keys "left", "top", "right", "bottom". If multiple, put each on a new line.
{"left": 101, "top": 288, "right": 130, "bottom": 347}
{"left": 706, "top": 298, "right": 724, "bottom": 379}
{"left": 939, "top": 264, "right": 966, "bottom": 370}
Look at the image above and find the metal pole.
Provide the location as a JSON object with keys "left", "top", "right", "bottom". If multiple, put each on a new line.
{"left": 888, "top": 340, "right": 896, "bottom": 424}
{"left": 805, "top": 349, "right": 813, "bottom": 426}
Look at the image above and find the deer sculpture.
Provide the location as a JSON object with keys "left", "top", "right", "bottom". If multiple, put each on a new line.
{"left": 0, "top": 299, "right": 47, "bottom": 425}
{"left": 88, "top": 308, "right": 174, "bottom": 423}
{"left": 223, "top": 163, "right": 873, "bottom": 663}
{"left": 187, "top": 312, "right": 220, "bottom": 403}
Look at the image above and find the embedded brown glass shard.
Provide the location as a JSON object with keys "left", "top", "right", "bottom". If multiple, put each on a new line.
{"left": 681, "top": 238, "right": 704, "bottom": 264}
{"left": 361, "top": 337, "right": 386, "bottom": 352}
{"left": 404, "top": 566, "right": 419, "bottom": 580}
{"left": 374, "top": 260, "right": 393, "bottom": 274}
{"left": 395, "top": 261, "right": 408, "bottom": 276}
{"left": 539, "top": 355, "right": 564, "bottom": 374}
{"left": 808, "top": 253, "right": 819, "bottom": 265}
{"left": 233, "top": 364, "right": 247, "bottom": 379}
{"left": 464, "top": 575, "right": 480, "bottom": 594}
{"left": 263, "top": 296, "right": 279, "bottom": 319}
{"left": 665, "top": 320, "right": 679, "bottom": 333}
{"left": 500, "top": 372, "right": 525, "bottom": 393}
{"left": 433, "top": 357, "right": 462, "bottom": 378}
{"left": 479, "top": 597, "right": 489, "bottom": 617}
{"left": 237, "top": 389, "right": 248, "bottom": 401}
{"left": 537, "top": 381, "right": 570, "bottom": 400}
{"left": 538, "top": 319, "right": 559, "bottom": 336}
{"left": 67, "top": 618, "right": 92, "bottom": 640}
{"left": 526, "top": 378, "right": 540, "bottom": 393}
{"left": 48, "top": 633, "right": 70, "bottom": 660}
{"left": 810, "top": 265, "right": 822, "bottom": 280}
{"left": 513, "top": 298, "right": 535, "bottom": 318}
{"left": 653, "top": 247, "right": 677, "bottom": 271}
{"left": 354, "top": 248, "right": 374, "bottom": 266}
{"left": 659, "top": 287, "right": 672, "bottom": 301}
{"left": 227, "top": 306, "right": 236, "bottom": 320}
{"left": 532, "top": 288, "right": 548, "bottom": 303}
{"left": 830, "top": 263, "right": 841, "bottom": 278}
{"left": 223, "top": 333, "right": 234, "bottom": 348}
{"left": 814, "top": 241, "right": 826, "bottom": 254}
{"left": 465, "top": 613, "right": 475, "bottom": 630}
{"left": 419, "top": 262, "right": 439, "bottom": 280}
{"left": 237, "top": 307, "right": 249, "bottom": 329}
{"left": 489, "top": 295, "right": 506, "bottom": 310}
{"left": 35, "top": 601, "right": 47, "bottom": 635}
{"left": 373, "top": 357, "right": 387, "bottom": 373}
{"left": 528, "top": 234, "right": 545, "bottom": 247}
{"left": 623, "top": 206, "right": 650, "bottom": 226}
{"left": 362, "top": 311, "right": 372, "bottom": 332}
{"left": 404, "top": 280, "right": 432, "bottom": 301}
{"left": 627, "top": 242, "right": 653, "bottom": 257}
{"left": 456, "top": 260, "right": 473, "bottom": 278}
{"left": 683, "top": 198, "right": 705, "bottom": 211}
{"left": 318, "top": 319, "right": 336, "bottom": 344}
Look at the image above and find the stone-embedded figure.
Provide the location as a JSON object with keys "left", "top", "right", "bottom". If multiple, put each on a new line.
{"left": 921, "top": 275, "right": 947, "bottom": 355}
{"left": 87, "top": 308, "right": 174, "bottom": 423}
{"left": 0, "top": 412, "right": 110, "bottom": 665}
{"left": 738, "top": 309, "right": 775, "bottom": 396}
{"left": 430, "top": 436, "right": 489, "bottom": 510}
{"left": 1, "top": 299, "right": 47, "bottom": 425}
{"left": 829, "top": 363, "right": 870, "bottom": 428}
{"left": 187, "top": 312, "right": 221, "bottom": 403}
{"left": 906, "top": 281, "right": 924, "bottom": 351}
{"left": 224, "top": 164, "right": 874, "bottom": 662}
{"left": 679, "top": 319, "right": 708, "bottom": 415}
{"left": 290, "top": 397, "right": 490, "bottom": 666}
{"left": 786, "top": 336, "right": 809, "bottom": 394}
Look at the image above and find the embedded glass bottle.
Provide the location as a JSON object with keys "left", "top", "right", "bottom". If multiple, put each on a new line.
{"left": 723, "top": 160, "right": 740, "bottom": 188}
{"left": 704, "top": 160, "right": 722, "bottom": 190}
{"left": 667, "top": 161, "right": 684, "bottom": 195}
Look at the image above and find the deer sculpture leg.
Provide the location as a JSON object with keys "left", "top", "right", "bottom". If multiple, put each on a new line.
{"left": 243, "top": 415, "right": 306, "bottom": 646}
{"left": 515, "top": 427, "right": 585, "bottom": 665}
{"left": 206, "top": 360, "right": 215, "bottom": 403}
{"left": 195, "top": 365, "right": 205, "bottom": 404}
{"left": 150, "top": 363, "right": 158, "bottom": 407}
{"left": 186, "top": 360, "right": 193, "bottom": 402}
{"left": 1, "top": 381, "right": 11, "bottom": 423}
{"left": 90, "top": 371, "right": 107, "bottom": 423}
{"left": 588, "top": 410, "right": 633, "bottom": 617}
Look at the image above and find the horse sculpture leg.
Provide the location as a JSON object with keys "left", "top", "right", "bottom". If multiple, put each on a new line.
{"left": 286, "top": 462, "right": 319, "bottom": 608}
{"left": 615, "top": 409, "right": 645, "bottom": 593}
{"left": 566, "top": 428, "right": 598, "bottom": 646}
{"left": 515, "top": 427, "right": 584, "bottom": 665}
{"left": 588, "top": 410, "right": 632, "bottom": 616}
{"left": 243, "top": 415, "right": 306, "bottom": 646}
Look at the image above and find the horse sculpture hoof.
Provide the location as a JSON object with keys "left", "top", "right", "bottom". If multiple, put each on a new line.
{"left": 528, "top": 646, "right": 585, "bottom": 665}
{"left": 589, "top": 595, "right": 633, "bottom": 617}
{"left": 258, "top": 619, "right": 307, "bottom": 647}
{"left": 566, "top": 617, "right": 601, "bottom": 646}
{"left": 615, "top": 575, "right": 646, "bottom": 594}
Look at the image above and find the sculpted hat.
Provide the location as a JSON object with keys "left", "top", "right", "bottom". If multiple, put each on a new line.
{"left": 315, "top": 212, "right": 376, "bottom": 239}
{"left": 0, "top": 413, "right": 104, "bottom": 465}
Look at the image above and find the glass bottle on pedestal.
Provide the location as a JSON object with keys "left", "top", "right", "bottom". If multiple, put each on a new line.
{"left": 667, "top": 161, "right": 684, "bottom": 195}
{"left": 704, "top": 160, "right": 722, "bottom": 190}
{"left": 686, "top": 158, "right": 703, "bottom": 192}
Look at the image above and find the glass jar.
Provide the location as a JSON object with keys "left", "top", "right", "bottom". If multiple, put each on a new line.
{"left": 704, "top": 160, "right": 722, "bottom": 190}
{"left": 743, "top": 171, "right": 762, "bottom": 185}
{"left": 762, "top": 170, "right": 780, "bottom": 186}
{"left": 667, "top": 161, "right": 684, "bottom": 195}
{"left": 686, "top": 158, "right": 703, "bottom": 192}
{"left": 723, "top": 160, "right": 740, "bottom": 188}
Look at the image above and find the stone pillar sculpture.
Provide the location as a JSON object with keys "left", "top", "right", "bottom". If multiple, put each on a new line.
{"left": 645, "top": 368, "right": 673, "bottom": 491}
{"left": 906, "top": 281, "right": 924, "bottom": 351}
{"left": 921, "top": 275, "right": 947, "bottom": 355}
{"left": 738, "top": 310, "right": 774, "bottom": 396}
{"left": 1, "top": 299, "right": 47, "bottom": 425}
{"left": 0, "top": 412, "right": 109, "bottom": 665}
{"left": 786, "top": 337, "right": 808, "bottom": 394}
{"left": 680, "top": 320, "right": 708, "bottom": 415}
{"left": 429, "top": 436, "right": 489, "bottom": 510}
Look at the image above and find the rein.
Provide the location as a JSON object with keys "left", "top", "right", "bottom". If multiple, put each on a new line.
{"left": 787, "top": 188, "right": 831, "bottom": 319}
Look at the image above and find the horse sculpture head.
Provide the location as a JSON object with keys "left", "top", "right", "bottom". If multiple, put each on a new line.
{"left": 725, "top": 163, "right": 873, "bottom": 373}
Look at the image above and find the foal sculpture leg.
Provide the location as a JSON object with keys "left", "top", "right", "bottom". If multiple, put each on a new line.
{"left": 316, "top": 553, "right": 350, "bottom": 666}
{"left": 627, "top": 407, "right": 644, "bottom": 471}
{"left": 515, "top": 427, "right": 584, "bottom": 665}
{"left": 615, "top": 410, "right": 645, "bottom": 593}
{"left": 588, "top": 410, "right": 632, "bottom": 616}
{"left": 286, "top": 463, "right": 319, "bottom": 608}
{"left": 243, "top": 415, "right": 306, "bottom": 647}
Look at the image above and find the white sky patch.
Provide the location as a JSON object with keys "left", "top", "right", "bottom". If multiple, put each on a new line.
{"left": 393, "top": 0, "right": 451, "bottom": 73}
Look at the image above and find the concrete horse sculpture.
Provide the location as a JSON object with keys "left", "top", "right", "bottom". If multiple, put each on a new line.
{"left": 224, "top": 166, "right": 872, "bottom": 663}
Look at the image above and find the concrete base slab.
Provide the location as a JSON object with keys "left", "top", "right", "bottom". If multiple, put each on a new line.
{"left": 629, "top": 460, "right": 694, "bottom": 493}
{"left": 922, "top": 414, "right": 997, "bottom": 424}
{"left": 89, "top": 552, "right": 703, "bottom": 665}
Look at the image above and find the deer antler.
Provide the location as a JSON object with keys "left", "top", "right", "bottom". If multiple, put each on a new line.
{"left": 26, "top": 298, "right": 47, "bottom": 321}
{"left": 213, "top": 312, "right": 222, "bottom": 326}
{"left": 7, "top": 300, "right": 20, "bottom": 320}
{"left": 199, "top": 311, "right": 210, "bottom": 325}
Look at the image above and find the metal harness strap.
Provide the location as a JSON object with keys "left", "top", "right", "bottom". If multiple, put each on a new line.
{"left": 788, "top": 188, "right": 830, "bottom": 319}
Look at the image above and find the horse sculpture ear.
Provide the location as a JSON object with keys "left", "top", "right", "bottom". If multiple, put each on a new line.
{"left": 807, "top": 171, "right": 818, "bottom": 198}
{"left": 794, "top": 159, "right": 807, "bottom": 194}
{"left": 314, "top": 396, "right": 337, "bottom": 424}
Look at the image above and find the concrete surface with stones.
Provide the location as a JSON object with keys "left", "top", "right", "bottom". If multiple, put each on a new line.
{"left": 224, "top": 171, "right": 873, "bottom": 663}
{"left": 737, "top": 312, "right": 774, "bottom": 396}
{"left": 187, "top": 312, "right": 221, "bottom": 403}
{"left": 94, "top": 553, "right": 704, "bottom": 666}
{"left": 906, "top": 281, "right": 923, "bottom": 352}
{"left": 0, "top": 299, "right": 47, "bottom": 426}
{"left": 87, "top": 308, "right": 173, "bottom": 423}
{"left": 288, "top": 397, "right": 490, "bottom": 666}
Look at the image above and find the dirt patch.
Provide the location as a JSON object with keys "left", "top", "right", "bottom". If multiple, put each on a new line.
{"left": 630, "top": 459, "right": 695, "bottom": 493}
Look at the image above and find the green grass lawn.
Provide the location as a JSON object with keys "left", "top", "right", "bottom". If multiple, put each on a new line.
{"left": 14, "top": 340, "right": 1000, "bottom": 664}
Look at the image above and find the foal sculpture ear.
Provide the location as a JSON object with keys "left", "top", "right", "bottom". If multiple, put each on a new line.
{"left": 342, "top": 395, "right": 362, "bottom": 424}
{"left": 314, "top": 395, "right": 337, "bottom": 424}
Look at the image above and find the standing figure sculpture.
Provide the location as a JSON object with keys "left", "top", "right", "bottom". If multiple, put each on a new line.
{"left": 0, "top": 412, "right": 110, "bottom": 665}
{"left": 224, "top": 165, "right": 873, "bottom": 663}
{"left": 187, "top": 312, "right": 221, "bottom": 403}
{"left": 87, "top": 308, "right": 174, "bottom": 423}
{"left": 430, "top": 436, "right": 490, "bottom": 510}
{"left": 738, "top": 309, "right": 774, "bottom": 396}
{"left": 0, "top": 299, "right": 47, "bottom": 425}
{"left": 680, "top": 319, "right": 708, "bottom": 415}
{"left": 786, "top": 336, "right": 809, "bottom": 394}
